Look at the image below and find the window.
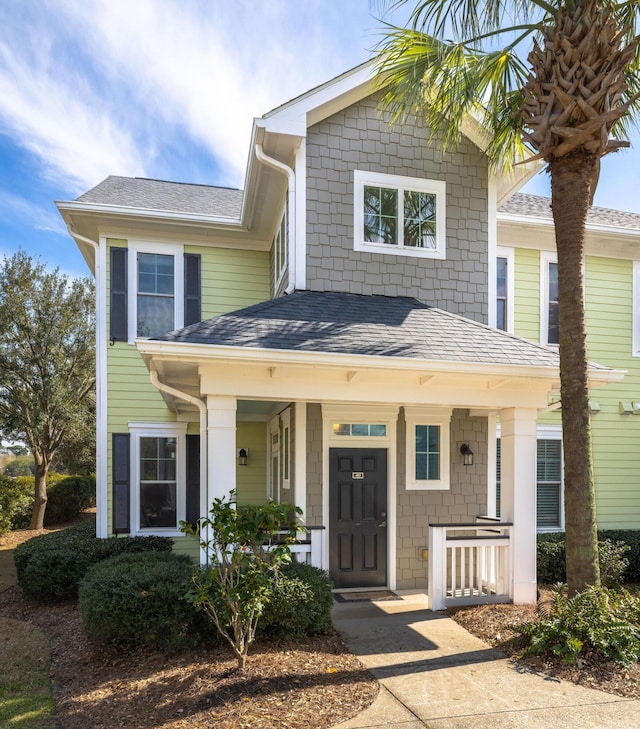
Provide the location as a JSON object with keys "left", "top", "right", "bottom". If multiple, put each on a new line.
{"left": 495, "top": 247, "right": 514, "bottom": 333}
{"left": 354, "top": 171, "right": 446, "bottom": 258}
{"left": 282, "top": 408, "right": 291, "bottom": 491}
{"left": 130, "top": 422, "right": 187, "bottom": 535}
{"left": 405, "top": 408, "right": 451, "bottom": 490}
{"left": 495, "top": 426, "right": 563, "bottom": 530}
{"left": 269, "top": 417, "right": 280, "bottom": 501}
{"left": 128, "top": 242, "right": 184, "bottom": 342}
{"left": 273, "top": 203, "right": 288, "bottom": 289}
{"left": 537, "top": 438, "right": 563, "bottom": 530}
{"left": 541, "top": 252, "right": 559, "bottom": 345}
{"left": 333, "top": 423, "right": 387, "bottom": 437}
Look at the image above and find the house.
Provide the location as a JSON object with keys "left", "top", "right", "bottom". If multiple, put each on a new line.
{"left": 496, "top": 194, "right": 640, "bottom": 532}
{"left": 56, "top": 63, "right": 624, "bottom": 609}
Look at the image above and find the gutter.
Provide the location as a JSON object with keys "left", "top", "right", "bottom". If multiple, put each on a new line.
{"left": 254, "top": 143, "right": 296, "bottom": 294}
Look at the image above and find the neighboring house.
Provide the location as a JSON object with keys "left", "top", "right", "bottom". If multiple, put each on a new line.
{"left": 56, "top": 63, "right": 623, "bottom": 609}
{"left": 496, "top": 194, "right": 640, "bottom": 532}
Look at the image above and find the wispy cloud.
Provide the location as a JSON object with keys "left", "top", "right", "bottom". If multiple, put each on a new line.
{"left": 0, "top": 191, "right": 66, "bottom": 236}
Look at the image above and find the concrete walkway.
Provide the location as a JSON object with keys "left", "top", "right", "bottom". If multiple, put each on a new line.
{"left": 332, "top": 593, "right": 640, "bottom": 729}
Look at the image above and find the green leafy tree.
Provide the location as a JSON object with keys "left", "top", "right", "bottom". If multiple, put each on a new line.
{"left": 182, "top": 491, "right": 302, "bottom": 669}
{"left": 3, "top": 455, "right": 35, "bottom": 477}
{"left": 0, "top": 252, "right": 95, "bottom": 529}
{"left": 375, "top": 0, "right": 640, "bottom": 595}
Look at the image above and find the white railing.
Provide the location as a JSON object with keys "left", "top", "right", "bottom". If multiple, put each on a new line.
{"left": 428, "top": 520, "right": 513, "bottom": 611}
{"left": 270, "top": 526, "right": 325, "bottom": 569}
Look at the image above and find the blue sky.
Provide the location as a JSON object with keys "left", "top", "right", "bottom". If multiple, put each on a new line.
{"left": 1, "top": 0, "right": 639, "bottom": 280}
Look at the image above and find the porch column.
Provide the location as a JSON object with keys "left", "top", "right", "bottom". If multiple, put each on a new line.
{"left": 206, "top": 395, "right": 237, "bottom": 506}
{"left": 500, "top": 407, "right": 538, "bottom": 604}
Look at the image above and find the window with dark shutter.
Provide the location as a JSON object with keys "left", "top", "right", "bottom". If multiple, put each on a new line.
{"left": 184, "top": 253, "right": 201, "bottom": 326}
{"left": 185, "top": 434, "right": 200, "bottom": 528}
{"left": 110, "top": 247, "right": 128, "bottom": 341}
{"left": 112, "top": 433, "right": 131, "bottom": 534}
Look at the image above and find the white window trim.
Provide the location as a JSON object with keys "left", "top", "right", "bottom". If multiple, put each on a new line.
{"left": 405, "top": 407, "right": 452, "bottom": 491}
{"left": 353, "top": 170, "right": 446, "bottom": 259}
{"left": 273, "top": 203, "right": 288, "bottom": 291}
{"left": 129, "top": 421, "right": 188, "bottom": 537}
{"left": 281, "top": 408, "right": 291, "bottom": 491}
{"left": 536, "top": 424, "right": 564, "bottom": 533}
{"left": 540, "top": 251, "right": 558, "bottom": 346}
{"left": 268, "top": 415, "right": 280, "bottom": 501}
{"left": 128, "top": 240, "right": 184, "bottom": 345}
{"left": 633, "top": 261, "right": 640, "bottom": 356}
{"left": 496, "top": 246, "right": 515, "bottom": 334}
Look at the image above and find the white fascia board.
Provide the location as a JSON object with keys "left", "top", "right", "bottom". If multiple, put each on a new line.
{"left": 498, "top": 211, "right": 640, "bottom": 239}
{"left": 55, "top": 201, "right": 244, "bottom": 229}
{"left": 137, "top": 339, "right": 575, "bottom": 381}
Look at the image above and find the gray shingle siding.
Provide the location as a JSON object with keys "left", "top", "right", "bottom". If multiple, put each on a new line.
{"left": 305, "top": 94, "right": 489, "bottom": 322}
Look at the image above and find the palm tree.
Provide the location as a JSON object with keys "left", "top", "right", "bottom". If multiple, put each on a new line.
{"left": 374, "top": 0, "right": 640, "bottom": 595}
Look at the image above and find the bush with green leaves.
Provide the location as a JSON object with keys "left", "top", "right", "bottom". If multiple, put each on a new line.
{"left": 79, "top": 552, "right": 214, "bottom": 654}
{"left": 14, "top": 518, "right": 173, "bottom": 603}
{"left": 259, "top": 561, "right": 334, "bottom": 641}
{"left": 514, "top": 583, "right": 640, "bottom": 667}
{"left": 182, "top": 491, "right": 302, "bottom": 668}
{"left": 43, "top": 475, "right": 96, "bottom": 526}
{"left": 537, "top": 534, "right": 632, "bottom": 587}
{"left": 0, "top": 474, "right": 33, "bottom": 534}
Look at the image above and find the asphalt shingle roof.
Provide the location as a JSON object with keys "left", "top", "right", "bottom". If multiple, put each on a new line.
{"left": 76, "top": 176, "right": 243, "bottom": 218}
{"left": 500, "top": 193, "right": 640, "bottom": 230}
{"left": 155, "top": 290, "right": 570, "bottom": 369}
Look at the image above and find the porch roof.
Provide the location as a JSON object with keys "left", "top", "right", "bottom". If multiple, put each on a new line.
{"left": 152, "top": 290, "right": 610, "bottom": 372}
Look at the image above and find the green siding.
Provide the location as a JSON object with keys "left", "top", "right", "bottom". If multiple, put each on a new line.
{"left": 512, "top": 249, "right": 640, "bottom": 529}
{"left": 236, "top": 422, "right": 268, "bottom": 505}
{"left": 105, "top": 239, "right": 271, "bottom": 536}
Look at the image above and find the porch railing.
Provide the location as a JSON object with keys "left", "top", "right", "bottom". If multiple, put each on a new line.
{"left": 427, "top": 519, "right": 513, "bottom": 611}
{"left": 272, "top": 525, "right": 325, "bottom": 570}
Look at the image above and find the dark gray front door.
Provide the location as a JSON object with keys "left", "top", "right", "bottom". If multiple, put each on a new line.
{"left": 329, "top": 448, "right": 388, "bottom": 589}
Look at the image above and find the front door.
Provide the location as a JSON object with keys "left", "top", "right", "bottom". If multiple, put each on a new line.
{"left": 329, "top": 448, "right": 388, "bottom": 589}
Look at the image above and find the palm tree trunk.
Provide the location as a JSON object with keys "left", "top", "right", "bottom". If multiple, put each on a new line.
{"left": 550, "top": 151, "right": 600, "bottom": 596}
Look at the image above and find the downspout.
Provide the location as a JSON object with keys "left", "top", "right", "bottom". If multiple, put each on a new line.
{"left": 254, "top": 143, "right": 296, "bottom": 295}
{"left": 149, "top": 369, "right": 209, "bottom": 562}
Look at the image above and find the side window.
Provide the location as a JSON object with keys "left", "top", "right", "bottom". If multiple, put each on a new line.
{"left": 273, "top": 202, "right": 288, "bottom": 290}
{"left": 495, "top": 247, "right": 514, "bottom": 333}
{"left": 541, "top": 252, "right": 559, "bottom": 345}
{"left": 354, "top": 171, "right": 446, "bottom": 259}
{"left": 405, "top": 408, "right": 451, "bottom": 490}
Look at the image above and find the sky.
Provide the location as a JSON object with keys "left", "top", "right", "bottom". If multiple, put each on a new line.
{"left": 1, "top": 0, "right": 639, "bottom": 280}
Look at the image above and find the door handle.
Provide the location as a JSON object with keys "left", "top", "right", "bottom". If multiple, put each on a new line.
{"left": 378, "top": 521, "right": 387, "bottom": 528}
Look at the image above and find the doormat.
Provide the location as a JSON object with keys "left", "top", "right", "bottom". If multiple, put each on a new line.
{"left": 334, "top": 590, "right": 399, "bottom": 603}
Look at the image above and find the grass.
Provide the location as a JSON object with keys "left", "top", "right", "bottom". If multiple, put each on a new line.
{"left": 0, "top": 542, "right": 57, "bottom": 728}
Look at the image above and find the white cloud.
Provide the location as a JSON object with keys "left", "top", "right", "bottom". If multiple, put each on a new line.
{"left": 0, "top": 191, "right": 66, "bottom": 236}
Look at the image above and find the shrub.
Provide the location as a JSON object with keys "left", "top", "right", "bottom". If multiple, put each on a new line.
{"left": 537, "top": 533, "right": 634, "bottom": 587}
{"left": 44, "top": 475, "right": 96, "bottom": 526}
{"left": 79, "top": 552, "right": 213, "bottom": 654}
{"left": 259, "top": 561, "right": 334, "bottom": 641}
{"left": 514, "top": 583, "right": 640, "bottom": 667}
{"left": 599, "top": 530, "right": 640, "bottom": 583}
{"left": 0, "top": 474, "right": 33, "bottom": 534}
{"left": 14, "top": 518, "right": 173, "bottom": 603}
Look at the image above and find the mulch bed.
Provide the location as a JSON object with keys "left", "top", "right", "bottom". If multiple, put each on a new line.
{"left": 0, "top": 581, "right": 377, "bottom": 729}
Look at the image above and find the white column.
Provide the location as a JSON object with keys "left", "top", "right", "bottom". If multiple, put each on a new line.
{"left": 294, "top": 401, "right": 307, "bottom": 521}
{"left": 206, "top": 395, "right": 237, "bottom": 507}
{"left": 500, "top": 407, "right": 538, "bottom": 604}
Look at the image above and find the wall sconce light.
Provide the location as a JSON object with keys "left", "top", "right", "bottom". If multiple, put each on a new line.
{"left": 460, "top": 443, "right": 474, "bottom": 466}
{"left": 238, "top": 448, "right": 249, "bottom": 466}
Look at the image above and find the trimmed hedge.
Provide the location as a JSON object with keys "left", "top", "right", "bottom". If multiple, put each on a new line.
{"left": 44, "top": 475, "right": 96, "bottom": 526}
{"left": 79, "top": 552, "right": 216, "bottom": 654}
{"left": 537, "top": 530, "right": 640, "bottom": 586}
{"left": 259, "top": 561, "right": 334, "bottom": 641}
{"left": 14, "top": 518, "right": 173, "bottom": 603}
{"left": 0, "top": 474, "right": 33, "bottom": 534}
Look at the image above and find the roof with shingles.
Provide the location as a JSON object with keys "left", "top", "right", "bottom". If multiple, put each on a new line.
{"left": 76, "top": 176, "right": 243, "bottom": 218}
{"left": 500, "top": 193, "right": 640, "bottom": 230}
{"left": 154, "top": 290, "right": 575, "bottom": 369}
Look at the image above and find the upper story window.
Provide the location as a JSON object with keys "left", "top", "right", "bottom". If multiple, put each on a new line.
{"left": 496, "top": 247, "right": 514, "bottom": 333}
{"left": 354, "top": 171, "right": 446, "bottom": 259}
{"left": 109, "top": 241, "right": 200, "bottom": 345}
{"left": 541, "top": 252, "right": 559, "bottom": 345}
{"left": 137, "top": 253, "right": 175, "bottom": 337}
{"left": 273, "top": 203, "right": 288, "bottom": 289}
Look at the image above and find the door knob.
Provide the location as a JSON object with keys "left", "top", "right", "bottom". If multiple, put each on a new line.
{"left": 378, "top": 521, "right": 387, "bottom": 528}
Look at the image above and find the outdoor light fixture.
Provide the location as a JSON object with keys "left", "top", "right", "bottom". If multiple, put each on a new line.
{"left": 238, "top": 448, "right": 248, "bottom": 466}
{"left": 460, "top": 443, "right": 474, "bottom": 466}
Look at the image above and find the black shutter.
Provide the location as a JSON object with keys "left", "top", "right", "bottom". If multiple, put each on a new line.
{"left": 184, "top": 253, "right": 201, "bottom": 326}
{"left": 112, "top": 433, "right": 131, "bottom": 534}
{"left": 110, "top": 247, "right": 128, "bottom": 341}
{"left": 185, "top": 434, "right": 201, "bottom": 528}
